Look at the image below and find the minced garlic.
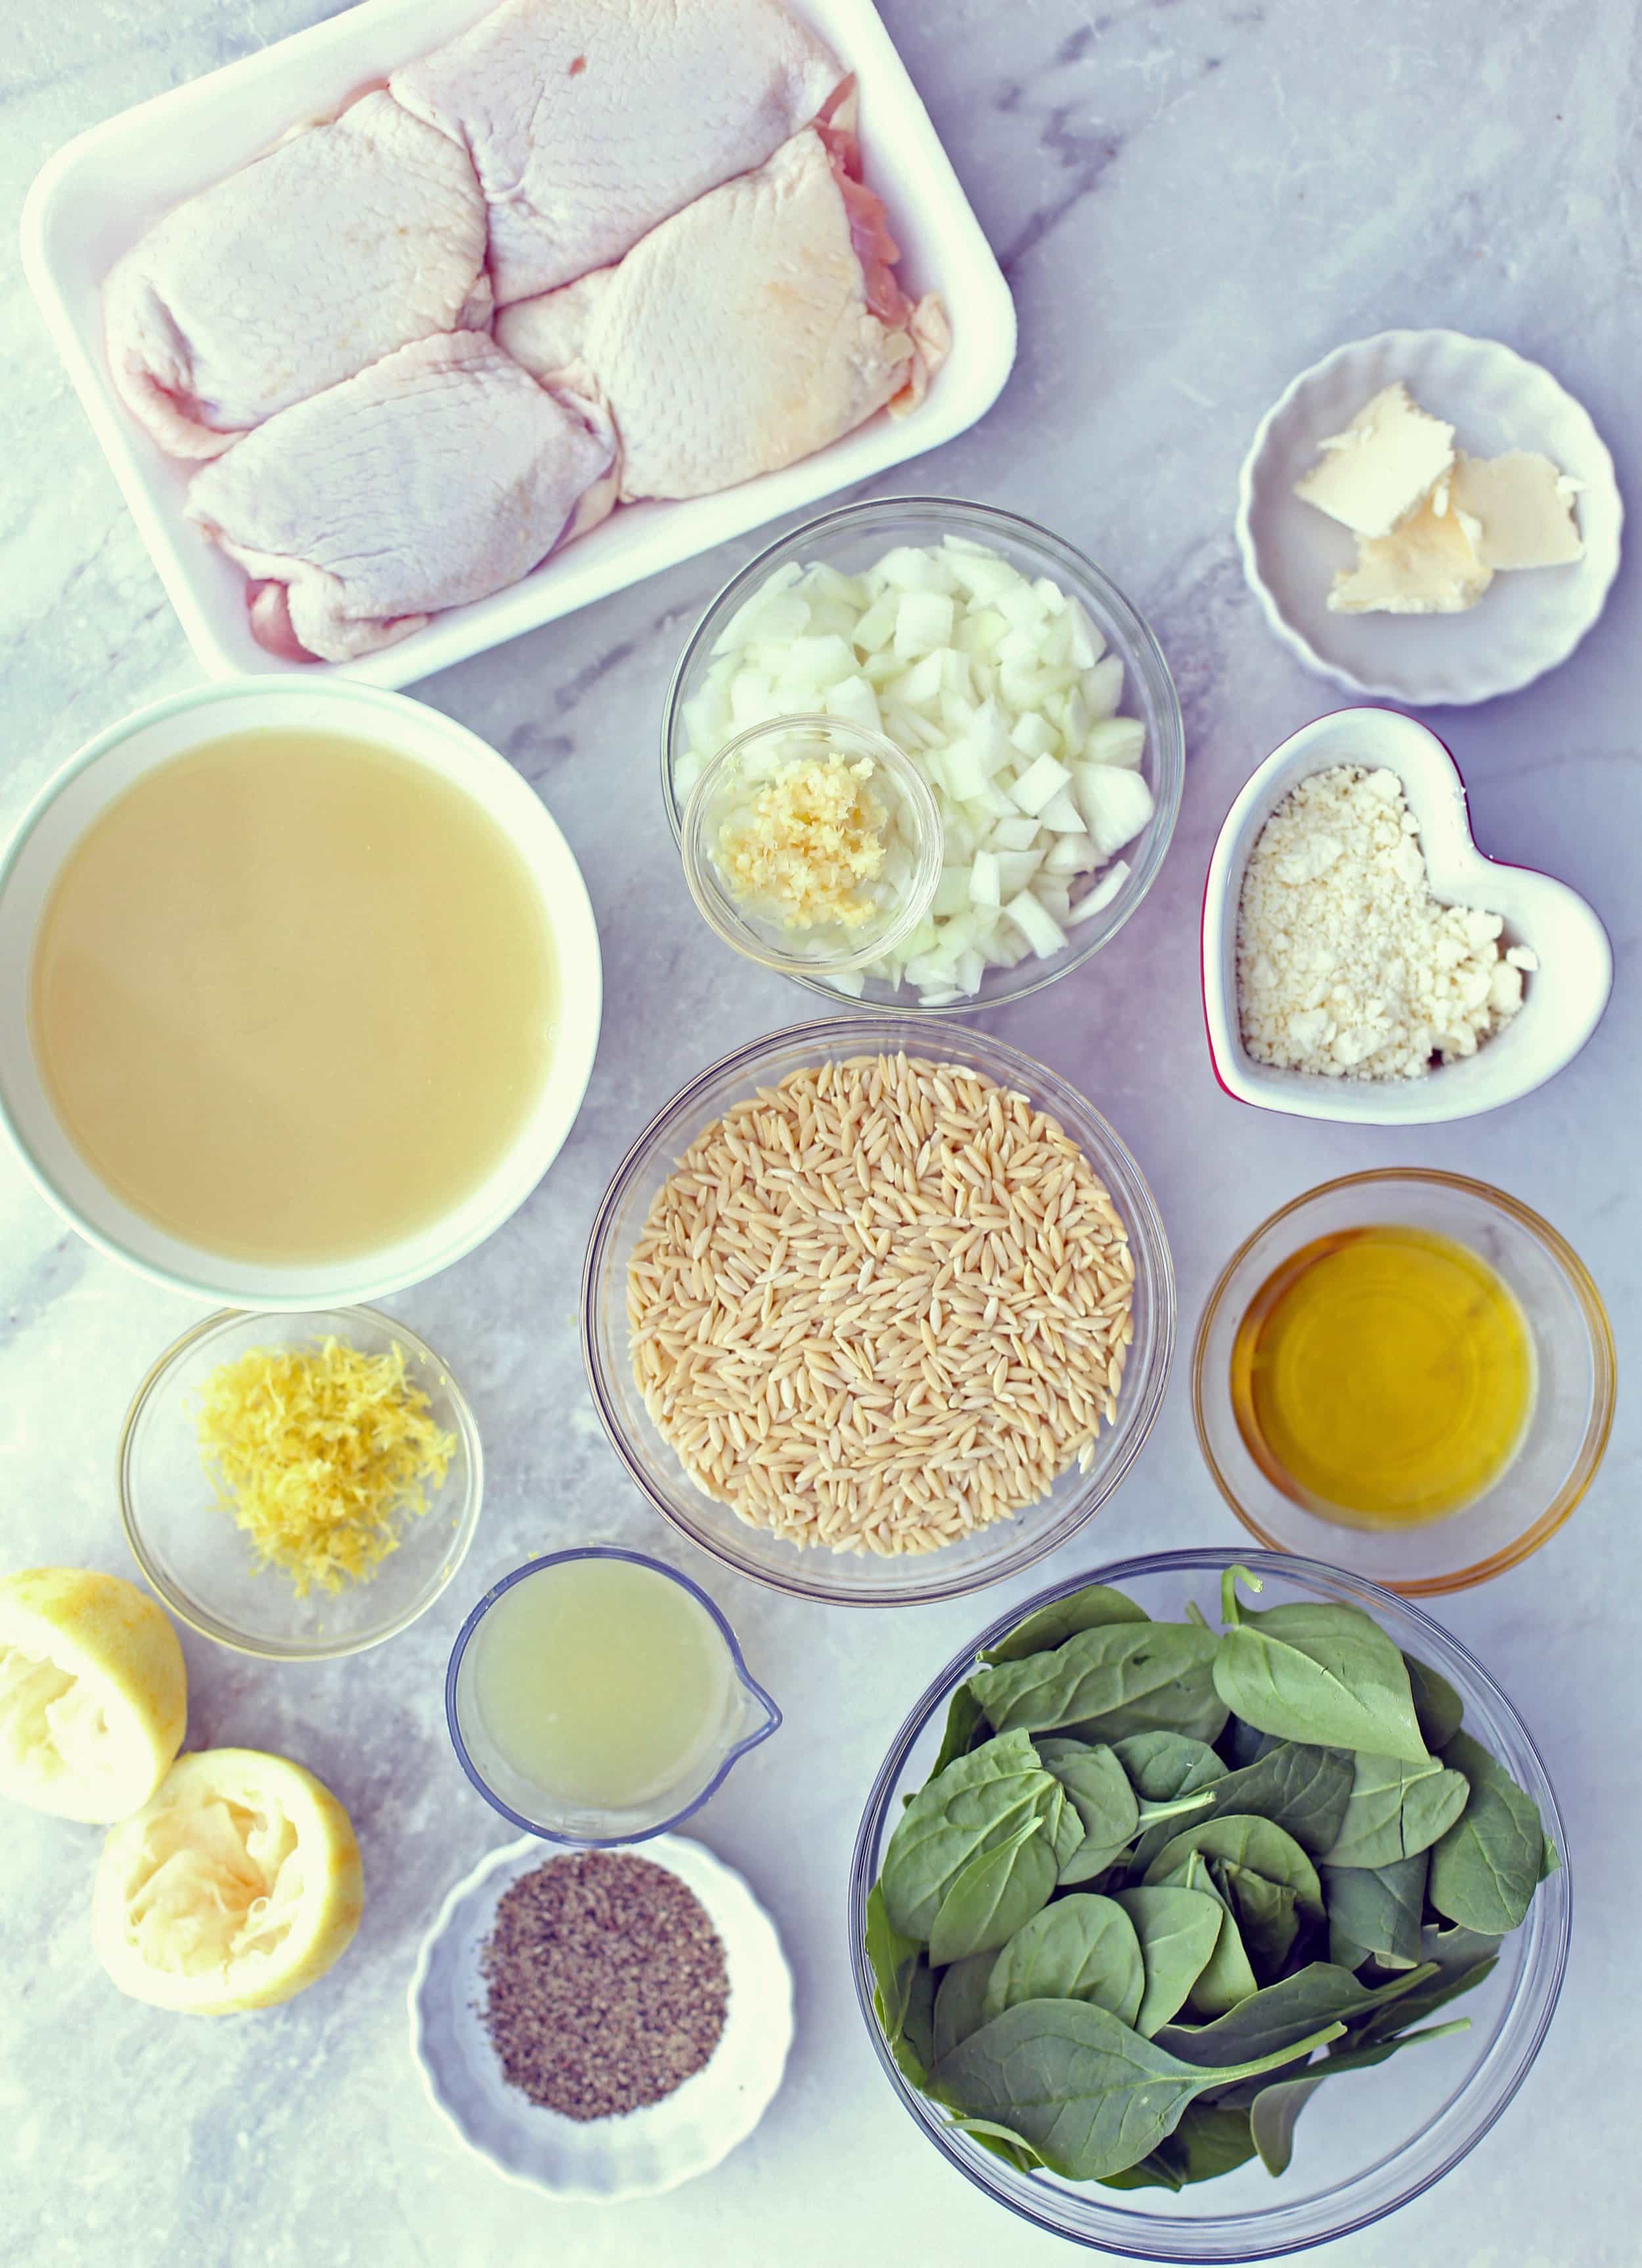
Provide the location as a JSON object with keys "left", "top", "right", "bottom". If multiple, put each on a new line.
{"left": 195, "top": 1339, "right": 456, "bottom": 1597}
{"left": 714, "top": 755, "right": 889, "bottom": 931}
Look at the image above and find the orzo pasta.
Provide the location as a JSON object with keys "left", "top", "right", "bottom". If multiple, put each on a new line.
{"left": 626, "top": 1054, "right": 1135, "bottom": 1555}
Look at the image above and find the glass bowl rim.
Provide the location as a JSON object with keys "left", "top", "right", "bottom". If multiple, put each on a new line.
{"left": 443, "top": 1543, "right": 782, "bottom": 1846}
{"left": 1190, "top": 1167, "right": 1616, "bottom": 1596}
{"left": 657, "top": 493, "right": 1187, "bottom": 1017}
{"left": 580, "top": 1012, "right": 1176, "bottom": 1607}
{"left": 846, "top": 1542, "right": 1572, "bottom": 2259}
{"left": 117, "top": 1302, "right": 483, "bottom": 1660}
{"left": 678, "top": 712, "right": 943, "bottom": 976}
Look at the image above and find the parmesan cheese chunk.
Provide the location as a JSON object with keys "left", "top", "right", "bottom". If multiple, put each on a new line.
{"left": 1327, "top": 493, "right": 1493, "bottom": 615}
{"left": 1448, "top": 449, "right": 1585, "bottom": 569}
{"left": 1236, "top": 765, "right": 1536, "bottom": 1080}
{"left": 1295, "top": 383, "right": 1456, "bottom": 539}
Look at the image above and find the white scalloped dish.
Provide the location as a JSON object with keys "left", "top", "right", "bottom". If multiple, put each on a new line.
{"left": 409, "top": 1833, "right": 793, "bottom": 2201}
{"left": 1237, "top": 330, "right": 1622, "bottom": 704}
{"left": 1201, "top": 707, "right": 1612, "bottom": 1126}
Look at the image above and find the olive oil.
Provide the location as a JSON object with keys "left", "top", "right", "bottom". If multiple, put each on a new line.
{"left": 30, "top": 730, "right": 556, "bottom": 1264}
{"left": 1231, "top": 1225, "right": 1534, "bottom": 1528}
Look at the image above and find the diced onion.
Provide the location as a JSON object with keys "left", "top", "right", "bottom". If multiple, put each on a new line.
{"left": 679, "top": 537, "right": 1157, "bottom": 999}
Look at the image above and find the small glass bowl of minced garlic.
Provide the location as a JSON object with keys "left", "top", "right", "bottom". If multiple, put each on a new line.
{"left": 679, "top": 717, "right": 941, "bottom": 986}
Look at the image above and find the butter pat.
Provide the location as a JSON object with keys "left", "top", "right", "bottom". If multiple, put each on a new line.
{"left": 1295, "top": 384, "right": 1455, "bottom": 539}
{"left": 1328, "top": 493, "right": 1494, "bottom": 615}
{"left": 1449, "top": 449, "right": 1584, "bottom": 569}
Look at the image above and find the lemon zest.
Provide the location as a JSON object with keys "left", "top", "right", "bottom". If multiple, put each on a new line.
{"left": 195, "top": 1339, "right": 455, "bottom": 1597}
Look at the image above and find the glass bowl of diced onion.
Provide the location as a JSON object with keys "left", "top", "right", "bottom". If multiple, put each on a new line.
{"left": 661, "top": 499, "right": 1186, "bottom": 1013}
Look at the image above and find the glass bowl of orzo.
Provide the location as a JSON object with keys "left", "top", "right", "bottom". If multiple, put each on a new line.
{"left": 581, "top": 1019, "right": 1174, "bottom": 1606}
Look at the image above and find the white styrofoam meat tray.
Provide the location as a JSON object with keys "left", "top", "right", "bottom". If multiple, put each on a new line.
{"left": 21, "top": 0, "right": 1017, "bottom": 689}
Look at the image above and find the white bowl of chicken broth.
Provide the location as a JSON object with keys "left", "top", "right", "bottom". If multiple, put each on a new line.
{"left": 0, "top": 680, "right": 600, "bottom": 1305}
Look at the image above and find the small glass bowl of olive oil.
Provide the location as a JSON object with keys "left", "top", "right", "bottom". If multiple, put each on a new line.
{"left": 1193, "top": 1170, "right": 1614, "bottom": 1594}
{"left": 445, "top": 1547, "right": 780, "bottom": 1844}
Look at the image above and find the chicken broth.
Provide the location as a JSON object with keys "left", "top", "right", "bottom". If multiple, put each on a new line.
{"left": 30, "top": 730, "right": 556, "bottom": 1264}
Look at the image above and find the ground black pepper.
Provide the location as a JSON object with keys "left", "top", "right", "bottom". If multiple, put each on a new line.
{"left": 479, "top": 1852, "right": 730, "bottom": 2120}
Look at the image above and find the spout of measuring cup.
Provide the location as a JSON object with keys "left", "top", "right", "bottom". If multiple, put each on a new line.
{"left": 729, "top": 1665, "right": 782, "bottom": 1758}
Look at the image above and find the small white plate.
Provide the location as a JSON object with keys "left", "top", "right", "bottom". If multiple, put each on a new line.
{"left": 1236, "top": 330, "right": 1622, "bottom": 705}
{"left": 409, "top": 1834, "right": 793, "bottom": 2202}
{"left": 1201, "top": 705, "right": 1612, "bottom": 1126}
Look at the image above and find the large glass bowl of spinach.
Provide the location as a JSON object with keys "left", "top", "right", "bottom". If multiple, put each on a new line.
{"left": 848, "top": 1547, "right": 1568, "bottom": 2260}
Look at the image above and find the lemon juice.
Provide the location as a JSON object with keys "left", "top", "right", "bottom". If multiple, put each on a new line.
{"left": 467, "top": 1557, "right": 735, "bottom": 1813}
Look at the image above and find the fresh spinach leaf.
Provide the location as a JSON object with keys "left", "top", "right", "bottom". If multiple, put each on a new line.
{"left": 899, "top": 1955, "right": 937, "bottom": 2083}
{"left": 1223, "top": 1718, "right": 1279, "bottom": 1769}
{"left": 1163, "top": 2101, "right": 1259, "bottom": 2183}
{"left": 1103, "top": 2102, "right": 1257, "bottom": 2187}
{"left": 1215, "top": 1859, "right": 1299, "bottom": 1978}
{"left": 980, "top": 1583, "right": 1149, "bottom": 1664}
{"left": 982, "top": 1893, "right": 1145, "bottom": 2030}
{"left": 928, "top": 1813, "right": 1061, "bottom": 1965}
{"left": 1153, "top": 1959, "right": 1437, "bottom": 2067}
{"left": 969, "top": 1622, "right": 1223, "bottom": 1741}
{"left": 1355, "top": 1939, "right": 1498, "bottom": 2045}
{"left": 950, "top": 2115, "right": 1044, "bottom": 2172}
{"left": 1111, "top": 1886, "right": 1226, "bottom": 2036}
{"left": 864, "top": 1882, "right": 924, "bottom": 2051}
{"left": 1427, "top": 1731, "right": 1545, "bottom": 1935}
{"left": 1144, "top": 1813, "right": 1326, "bottom": 1921}
{"left": 1115, "top": 1733, "right": 1230, "bottom": 1870}
{"left": 1212, "top": 1567, "right": 1429, "bottom": 1764}
{"left": 1041, "top": 1780, "right": 1090, "bottom": 1878}
{"left": 1096, "top": 2152, "right": 1185, "bottom": 2192}
{"left": 1171, "top": 1852, "right": 1259, "bottom": 2018}
{"left": 1404, "top": 1654, "right": 1463, "bottom": 1751}
{"left": 1325, "top": 1927, "right": 1372, "bottom": 1974}
{"left": 1189, "top": 1739, "right": 1355, "bottom": 1857}
{"left": 1111, "top": 1731, "right": 1228, "bottom": 1802}
{"left": 932, "top": 1951, "right": 997, "bottom": 2063}
{"left": 1320, "top": 1752, "right": 1471, "bottom": 1870}
{"left": 1321, "top": 1852, "right": 1427, "bottom": 1970}
{"left": 1422, "top": 1919, "right": 1505, "bottom": 1974}
{"left": 880, "top": 1730, "right": 1058, "bottom": 1938}
{"left": 1034, "top": 1739, "right": 1140, "bottom": 1881}
{"left": 1247, "top": 2021, "right": 1470, "bottom": 2175}
{"left": 928, "top": 1683, "right": 988, "bottom": 1779}
{"left": 930, "top": 1999, "right": 1344, "bottom": 2181}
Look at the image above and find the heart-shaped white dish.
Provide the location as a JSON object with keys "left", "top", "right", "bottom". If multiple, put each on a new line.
{"left": 1201, "top": 707, "right": 1612, "bottom": 1125}
{"left": 409, "top": 1832, "right": 793, "bottom": 2202}
{"left": 1236, "top": 330, "right": 1622, "bottom": 705}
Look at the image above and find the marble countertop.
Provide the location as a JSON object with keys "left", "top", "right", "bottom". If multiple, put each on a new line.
{"left": 1, "top": 2, "right": 1636, "bottom": 2263}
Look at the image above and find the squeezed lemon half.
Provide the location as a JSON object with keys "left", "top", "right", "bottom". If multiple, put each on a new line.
{"left": 93, "top": 1748, "right": 364, "bottom": 2014}
{"left": 0, "top": 1568, "right": 187, "bottom": 1823}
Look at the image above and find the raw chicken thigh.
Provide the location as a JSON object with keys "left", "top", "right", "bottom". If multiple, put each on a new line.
{"left": 391, "top": 0, "right": 843, "bottom": 303}
{"left": 103, "top": 92, "right": 491, "bottom": 460}
{"left": 187, "top": 332, "right": 616, "bottom": 661}
{"left": 497, "top": 123, "right": 949, "bottom": 500}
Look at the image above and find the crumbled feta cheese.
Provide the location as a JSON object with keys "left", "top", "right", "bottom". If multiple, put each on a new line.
{"left": 1236, "top": 765, "right": 1537, "bottom": 1081}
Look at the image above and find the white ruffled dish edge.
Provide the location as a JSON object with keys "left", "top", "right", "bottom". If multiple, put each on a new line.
{"left": 1235, "top": 330, "right": 1622, "bottom": 705}
{"left": 1201, "top": 706, "right": 1612, "bottom": 1124}
{"left": 409, "top": 1832, "right": 793, "bottom": 2202}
